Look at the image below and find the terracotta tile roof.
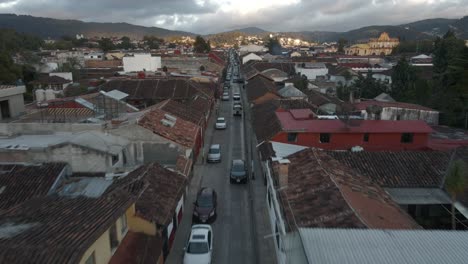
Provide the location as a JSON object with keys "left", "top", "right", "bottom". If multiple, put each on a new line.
{"left": 353, "top": 99, "right": 437, "bottom": 112}
{"left": 138, "top": 107, "right": 199, "bottom": 148}
{"left": 30, "top": 75, "right": 71, "bottom": 85}
{"left": 245, "top": 74, "right": 279, "bottom": 102}
{"left": 278, "top": 148, "right": 420, "bottom": 230}
{"left": 109, "top": 231, "right": 163, "bottom": 264}
{"left": 251, "top": 62, "right": 296, "bottom": 75}
{"left": 0, "top": 163, "right": 67, "bottom": 211}
{"left": 304, "top": 89, "right": 343, "bottom": 107}
{"left": 13, "top": 108, "right": 95, "bottom": 123}
{"left": 327, "top": 151, "right": 450, "bottom": 188}
{"left": 251, "top": 99, "right": 316, "bottom": 142}
{"left": 132, "top": 163, "right": 188, "bottom": 225}
{"left": 101, "top": 79, "right": 200, "bottom": 101}
{"left": 0, "top": 177, "right": 146, "bottom": 264}
{"left": 158, "top": 99, "right": 205, "bottom": 126}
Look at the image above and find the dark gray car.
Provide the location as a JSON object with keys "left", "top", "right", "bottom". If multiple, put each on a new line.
{"left": 230, "top": 159, "right": 248, "bottom": 184}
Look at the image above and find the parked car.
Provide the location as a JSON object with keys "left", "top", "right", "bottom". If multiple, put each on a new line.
{"left": 233, "top": 102, "right": 242, "bottom": 110}
{"left": 222, "top": 92, "right": 230, "bottom": 101}
{"left": 233, "top": 92, "right": 241, "bottom": 101}
{"left": 183, "top": 225, "right": 213, "bottom": 264}
{"left": 207, "top": 144, "right": 221, "bottom": 163}
{"left": 230, "top": 159, "right": 248, "bottom": 184}
{"left": 193, "top": 187, "right": 217, "bottom": 223}
{"left": 215, "top": 117, "right": 226, "bottom": 129}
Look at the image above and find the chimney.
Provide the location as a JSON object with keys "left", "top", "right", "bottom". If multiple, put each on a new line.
{"left": 277, "top": 159, "right": 290, "bottom": 188}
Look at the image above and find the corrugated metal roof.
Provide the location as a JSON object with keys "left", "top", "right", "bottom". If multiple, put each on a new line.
{"left": 385, "top": 188, "right": 451, "bottom": 204}
{"left": 271, "top": 141, "right": 308, "bottom": 158}
{"left": 298, "top": 228, "right": 468, "bottom": 264}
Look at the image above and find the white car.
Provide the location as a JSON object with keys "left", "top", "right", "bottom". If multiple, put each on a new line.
{"left": 222, "top": 92, "right": 230, "bottom": 101}
{"left": 233, "top": 93, "right": 241, "bottom": 101}
{"left": 183, "top": 225, "right": 213, "bottom": 264}
{"left": 215, "top": 117, "right": 226, "bottom": 129}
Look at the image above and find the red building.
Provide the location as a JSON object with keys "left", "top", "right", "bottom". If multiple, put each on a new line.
{"left": 270, "top": 109, "right": 433, "bottom": 151}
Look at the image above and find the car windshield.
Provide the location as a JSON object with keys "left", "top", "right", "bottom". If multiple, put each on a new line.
{"left": 209, "top": 148, "right": 220, "bottom": 154}
{"left": 232, "top": 163, "right": 244, "bottom": 172}
{"left": 217, "top": 119, "right": 224, "bottom": 123}
{"left": 187, "top": 242, "right": 209, "bottom": 254}
{"left": 197, "top": 195, "right": 213, "bottom": 207}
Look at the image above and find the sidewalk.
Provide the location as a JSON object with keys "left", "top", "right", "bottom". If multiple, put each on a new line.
{"left": 166, "top": 106, "right": 218, "bottom": 264}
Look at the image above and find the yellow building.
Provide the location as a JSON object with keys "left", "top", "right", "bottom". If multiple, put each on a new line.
{"left": 345, "top": 32, "right": 399, "bottom": 56}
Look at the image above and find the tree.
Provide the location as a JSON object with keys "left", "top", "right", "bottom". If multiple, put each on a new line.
{"left": 162, "top": 66, "right": 168, "bottom": 72}
{"left": 117, "top": 36, "right": 134, "bottom": 50}
{"left": 391, "top": 56, "right": 417, "bottom": 101}
{"left": 98, "top": 38, "right": 115, "bottom": 52}
{"left": 293, "top": 75, "right": 309, "bottom": 92}
{"left": 266, "top": 37, "right": 282, "bottom": 55}
{"left": 193, "top": 36, "right": 211, "bottom": 53}
{"left": 143, "top": 35, "right": 164, "bottom": 49}
{"left": 351, "top": 72, "right": 386, "bottom": 99}
{"left": 199, "top": 65, "right": 205, "bottom": 71}
{"left": 445, "top": 159, "right": 468, "bottom": 230}
{"left": 337, "top": 38, "right": 348, "bottom": 53}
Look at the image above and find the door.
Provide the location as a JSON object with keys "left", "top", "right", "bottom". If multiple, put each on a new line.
{"left": 0, "top": 100, "right": 11, "bottom": 119}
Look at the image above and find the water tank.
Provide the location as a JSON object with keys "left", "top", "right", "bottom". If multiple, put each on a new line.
{"left": 45, "top": 89, "right": 56, "bottom": 101}
{"left": 35, "top": 89, "right": 45, "bottom": 102}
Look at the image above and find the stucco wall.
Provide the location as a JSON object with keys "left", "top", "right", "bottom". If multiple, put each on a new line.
{"left": 79, "top": 207, "right": 133, "bottom": 264}
{"left": 123, "top": 54, "right": 161, "bottom": 72}
{"left": 361, "top": 108, "right": 439, "bottom": 125}
{"left": 295, "top": 67, "right": 328, "bottom": 80}
{"left": 0, "top": 94, "right": 26, "bottom": 120}
{"left": 0, "top": 123, "right": 103, "bottom": 136}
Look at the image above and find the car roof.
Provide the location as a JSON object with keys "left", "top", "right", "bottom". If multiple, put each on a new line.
{"left": 232, "top": 159, "right": 245, "bottom": 165}
{"left": 199, "top": 187, "right": 215, "bottom": 196}
{"left": 217, "top": 117, "right": 225, "bottom": 121}
{"left": 210, "top": 144, "right": 220, "bottom": 149}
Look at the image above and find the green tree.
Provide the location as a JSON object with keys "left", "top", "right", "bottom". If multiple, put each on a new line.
{"left": 143, "top": 35, "right": 164, "bottom": 49}
{"left": 266, "top": 37, "right": 282, "bottom": 55}
{"left": 337, "top": 38, "right": 348, "bottom": 53}
{"left": 391, "top": 56, "right": 417, "bottom": 101}
{"left": 351, "top": 72, "right": 386, "bottom": 99}
{"left": 432, "top": 30, "right": 467, "bottom": 126}
{"left": 293, "top": 75, "right": 309, "bottom": 92}
{"left": 199, "top": 65, "right": 206, "bottom": 71}
{"left": 118, "top": 36, "right": 134, "bottom": 50}
{"left": 98, "top": 38, "right": 115, "bottom": 52}
{"left": 193, "top": 36, "right": 210, "bottom": 53}
{"left": 445, "top": 160, "right": 468, "bottom": 230}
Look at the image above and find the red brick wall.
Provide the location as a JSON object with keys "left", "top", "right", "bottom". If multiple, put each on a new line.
{"left": 271, "top": 132, "right": 429, "bottom": 151}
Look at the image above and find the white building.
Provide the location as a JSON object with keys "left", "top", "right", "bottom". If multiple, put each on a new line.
{"left": 242, "top": 53, "right": 262, "bottom": 64}
{"left": 239, "top": 44, "right": 266, "bottom": 55}
{"left": 123, "top": 53, "right": 162, "bottom": 72}
{"left": 0, "top": 85, "right": 26, "bottom": 120}
{"left": 295, "top": 63, "right": 328, "bottom": 80}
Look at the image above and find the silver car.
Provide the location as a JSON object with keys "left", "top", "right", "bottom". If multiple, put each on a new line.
{"left": 222, "top": 92, "right": 230, "bottom": 101}
{"left": 207, "top": 144, "right": 221, "bottom": 163}
{"left": 215, "top": 117, "right": 226, "bottom": 129}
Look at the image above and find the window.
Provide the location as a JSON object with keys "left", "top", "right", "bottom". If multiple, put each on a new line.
{"left": 207, "top": 231, "right": 212, "bottom": 248}
{"left": 85, "top": 252, "right": 95, "bottom": 264}
{"left": 120, "top": 214, "right": 128, "bottom": 234}
{"left": 363, "top": 133, "right": 369, "bottom": 142}
{"left": 319, "top": 133, "right": 331, "bottom": 143}
{"left": 287, "top": 133, "right": 297, "bottom": 142}
{"left": 396, "top": 114, "right": 401, "bottom": 120}
{"left": 111, "top": 155, "right": 119, "bottom": 165}
{"left": 109, "top": 223, "right": 119, "bottom": 250}
{"left": 401, "top": 133, "right": 414, "bottom": 143}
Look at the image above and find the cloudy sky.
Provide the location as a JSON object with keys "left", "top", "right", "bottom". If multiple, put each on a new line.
{"left": 0, "top": 0, "right": 467, "bottom": 34}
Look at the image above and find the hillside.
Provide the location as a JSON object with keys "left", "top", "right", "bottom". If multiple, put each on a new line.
{"left": 231, "top": 27, "right": 269, "bottom": 35}
{"left": 401, "top": 18, "right": 458, "bottom": 37}
{"left": 0, "top": 14, "right": 195, "bottom": 39}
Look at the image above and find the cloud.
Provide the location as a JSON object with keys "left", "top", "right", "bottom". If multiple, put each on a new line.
{"left": 0, "top": 0, "right": 467, "bottom": 34}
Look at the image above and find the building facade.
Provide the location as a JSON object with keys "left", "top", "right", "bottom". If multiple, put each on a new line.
{"left": 345, "top": 32, "right": 399, "bottom": 56}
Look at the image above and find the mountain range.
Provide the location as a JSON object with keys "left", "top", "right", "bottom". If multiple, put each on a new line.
{"left": 0, "top": 13, "right": 467, "bottom": 42}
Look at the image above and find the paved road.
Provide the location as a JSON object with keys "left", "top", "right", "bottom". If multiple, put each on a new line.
{"left": 167, "top": 55, "right": 276, "bottom": 264}
{"left": 167, "top": 82, "right": 255, "bottom": 264}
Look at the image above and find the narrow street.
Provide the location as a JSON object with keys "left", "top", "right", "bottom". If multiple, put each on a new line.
{"left": 167, "top": 53, "right": 276, "bottom": 264}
